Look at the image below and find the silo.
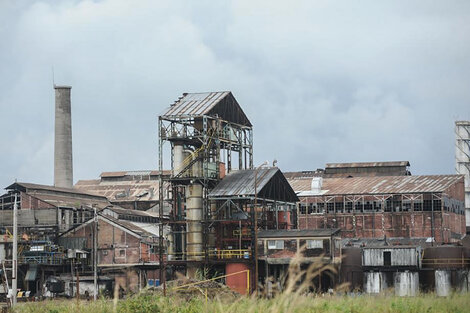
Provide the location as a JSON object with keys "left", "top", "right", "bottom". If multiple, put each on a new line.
{"left": 455, "top": 121, "right": 470, "bottom": 226}
{"left": 54, "top": 85, "right": 73, "bottom": 188}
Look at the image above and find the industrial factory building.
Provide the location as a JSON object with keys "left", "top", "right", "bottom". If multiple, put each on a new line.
{"left": 1, "top": 86, "right": 470, "bottom": 303}
{"left": 288, "top": 171, "right": 466, "bottom": 242}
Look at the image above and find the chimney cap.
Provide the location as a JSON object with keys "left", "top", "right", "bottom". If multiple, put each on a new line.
{"left": 54, "top": 85, "right": 72, "bottom": 89}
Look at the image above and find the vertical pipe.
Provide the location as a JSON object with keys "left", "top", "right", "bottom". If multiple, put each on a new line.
{"left": 93, "top": 206, "right": 98, "bottom": 301}
{"left": 54, "top": 85, "right": 73, "bottom": 188}
{"left": 12, "top": 193, "right": 18, "bottom": 307}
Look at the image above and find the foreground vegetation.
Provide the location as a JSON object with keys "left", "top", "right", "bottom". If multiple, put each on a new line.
{"left": 12, "top": 292, "right": 470, "bottom": 313}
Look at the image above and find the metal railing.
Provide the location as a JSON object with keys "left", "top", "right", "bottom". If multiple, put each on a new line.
{"left": 168, "top": 249, "right": 251, "bottom": 261}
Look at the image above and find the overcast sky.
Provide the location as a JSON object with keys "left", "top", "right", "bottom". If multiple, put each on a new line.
{"left": 1, "top": 0, "right": 470, "bottom": 189}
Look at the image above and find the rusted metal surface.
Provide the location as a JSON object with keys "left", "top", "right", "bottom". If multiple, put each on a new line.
{"left": 325, "top": 161, "right": 410, "bottom": 169}
{"left": 209, "top": 167, "right": 298, "bottom": 202}
{"left": 163, "top": 91, "right": 230, "bottom": 117}
{"left": 6, "top": 182, "right": 105, "bottom": 199}
{"left": 288, "top": 175, "right": 464, "bottom": 195}
{"left": 75, "top": 178, "right": 167, "bottom": 202}
{"left": 209, "top": 167, "right": 276, "bottom": 196}
{"left": 257, "top": 229, "right": 339, "bottom": 238}
{"left": 161, "top": 91, "right": 252, "bottom": 126}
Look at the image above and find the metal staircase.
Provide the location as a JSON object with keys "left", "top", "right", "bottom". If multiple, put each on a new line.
{"left": 173, "top": 129, "right": 216, "bottom": 179}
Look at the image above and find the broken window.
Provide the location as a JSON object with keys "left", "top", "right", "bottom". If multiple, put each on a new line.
{"left": 267, "top": 240, "right": 284, "bottom": 249}
{"left": 306, "top": 239, "right": 323, "bottom": 249}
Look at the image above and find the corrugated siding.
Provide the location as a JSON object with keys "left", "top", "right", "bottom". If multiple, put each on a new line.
{"left": 362, "top": 248, "right": 418, "bottom": 266}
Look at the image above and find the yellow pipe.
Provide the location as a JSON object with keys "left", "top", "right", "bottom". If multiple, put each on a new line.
{"left": 172, "top": 269, "right": 249, "bottom": 291}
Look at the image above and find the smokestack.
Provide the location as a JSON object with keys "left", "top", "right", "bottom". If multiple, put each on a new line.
{"left": 54, "top": 85, "right": 73, "bottom": 188}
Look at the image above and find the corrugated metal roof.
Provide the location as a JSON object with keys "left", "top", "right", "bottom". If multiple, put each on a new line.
{"left": 75, "top": 179, "right": 167, "bottom": 202}
{"left": 163, "top": 91, "right": 230, "bottom": 117}
{"left": 161, "top": 91, "right": 252, "bottom": 126}
{"left": 6, "top": 182, "right": 107, "bottom": 199}
{"left": 209, "top": 167, "right": 278, "bottom": 197}
{"left": 325, "top": 161, "right": 410, "bottom": 169}
{"left": 258, "top": 229, "right": 340, "bottom": 238}
{"left": 209, "top": 167, "right": 298, "bottom": 202}
{"left": 287, "top": 175, "right": 464, "bottom": 195}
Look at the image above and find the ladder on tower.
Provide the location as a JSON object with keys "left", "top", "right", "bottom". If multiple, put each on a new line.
{"left": 173, "top": 129, "right": 216, "bottom": 179}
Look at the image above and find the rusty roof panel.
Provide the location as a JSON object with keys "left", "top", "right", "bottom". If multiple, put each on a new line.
{"left": 288, "top": 175, "right": 464, "bottom": 195}
{"left": 209, "top": 167, "right": 278, "bottom": 197}
{"left": 258, "top": 229, "right": 340, "bottom": 238}
{"left": 325, "top": 161, "right": 410, "bottom": 169}
{"left": 162, "top": 91, "right": 230, "bottom": 117}
{"left": 75, "top": 179, "right": 168, "bottom": 202}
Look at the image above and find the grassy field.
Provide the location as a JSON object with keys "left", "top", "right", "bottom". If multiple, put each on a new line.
{"left": 11, "top": 292, "right": 470, "bottom": 313}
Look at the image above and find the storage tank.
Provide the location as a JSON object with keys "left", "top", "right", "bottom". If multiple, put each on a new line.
{"left": 186, "top": 184, "right": 203, "bottom": 262}
{"left": 394, "top": 271, "right": 419, "bottom": 296}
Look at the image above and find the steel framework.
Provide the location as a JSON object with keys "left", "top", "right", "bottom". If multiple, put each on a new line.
{"left": 158, "top": 97, "right": 254, "bottom": 283}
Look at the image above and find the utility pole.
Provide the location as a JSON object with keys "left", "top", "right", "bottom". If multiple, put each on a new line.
{"left": 93, "top": 206, "right": 98, "bottom": 301}
{"left": 12, "top": 193, "right": 18, "bottom": 307}
{"left": 254, "top": 161, "right": 268, "bottom": 296}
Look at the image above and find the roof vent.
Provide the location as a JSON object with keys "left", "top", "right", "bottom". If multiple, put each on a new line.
{"left": 311, "top": 177, "right": 323, "bottom": 193}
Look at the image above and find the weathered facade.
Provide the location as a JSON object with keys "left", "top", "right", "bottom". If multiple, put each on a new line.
{"left": 289, "top": 175, "right": 466, "bottom": 243}
{"left": 60, "top": 212, "right": 166, "bottom": 293}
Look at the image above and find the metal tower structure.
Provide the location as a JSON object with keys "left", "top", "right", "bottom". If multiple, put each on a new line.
{"left": 455, "top": 121, "right": 470, "bottom": 226}
{"left": 158, "top": 92, "right": 253, "bottom": 278}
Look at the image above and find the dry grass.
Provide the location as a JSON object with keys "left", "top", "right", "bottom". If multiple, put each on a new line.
{"left": 11, "top": 293, "right": 470, "bottom": 313}
{"left": 11, "top": 251, "right": 470, "bottom": 312}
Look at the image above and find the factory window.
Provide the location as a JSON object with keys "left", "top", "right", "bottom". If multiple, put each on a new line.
{"left": 423, "top": 199, "right": 432, "bottom": 211}
{"left": 414, "top": 201, "right": 423, "bottom": 211}
{"left": 267, "top": 240, "right": 284, "bottom": 250}
{"left": 118, "top": 249, "right": 125, "bottom": 257}
{"left": 317, "top": 203, "right": 325, "bottom": 214}
{"left": 335, "top": 202, "right": 344, "bottom": 213}
{"left": 364, "top": 201, "right": 373, "bottom": 212}
{"left": 345, "top": 202, "right": 353, "bottom": 213}
{"left": 306, "top": 239, "right": 323, "bottom": 249}
{"left": 327, "top": 203, "right": 334, "bottom": 213}
{"left": 299, "top": 204, "right": 307, "bottom": 215}
{"left": 373, "top": 201, "right": 382, "bottom": 212}
{"left": 403, "top": 200, "right": 411, "bottom": 212}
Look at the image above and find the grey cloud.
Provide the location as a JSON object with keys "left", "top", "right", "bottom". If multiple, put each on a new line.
{"left": 1, "top": 0, "right": 470, "bottom": 189}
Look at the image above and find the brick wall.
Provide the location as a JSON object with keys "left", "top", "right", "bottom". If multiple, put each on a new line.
{"left": 299, "top": 211, "right": 465, "bottom": 243}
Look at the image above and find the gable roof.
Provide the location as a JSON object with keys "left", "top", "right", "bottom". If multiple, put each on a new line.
{"left": 60, "top": 213, "right": 159, "bottom": 239}
{"left": 5, "top": 182, "right": 110, "bottom": 209}
{"left": 162, "top": 91, "right": 252, "bottom": 126}
{"left": 209, "top": 167, "right": 299, "bottom": 203}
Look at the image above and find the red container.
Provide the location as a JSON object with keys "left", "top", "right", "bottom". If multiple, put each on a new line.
{"left": 225, "top": 263, "right": 249, "bottom": 295}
